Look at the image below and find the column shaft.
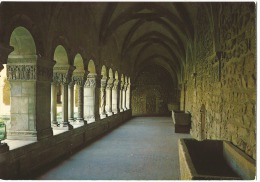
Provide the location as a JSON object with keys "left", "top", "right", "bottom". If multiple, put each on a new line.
{"left": 68, "top": 84, "right": 74, "bottom": 122}
{"left": 77, "top": 86, "right": 84, "bottom": 121}
{"left": 51, "top": 83, "right": 58, "bottom": 125}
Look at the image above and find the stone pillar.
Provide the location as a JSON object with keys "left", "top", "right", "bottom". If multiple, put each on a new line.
{"left": 51, "top": 82, "right": 58, "bottom": 126}
{"left": 126, "top": 82, "right": 131, "bottom": 109}
{"left": 68, "top": 82, "right": 75, "bottom": 122}
{"left": 105, "top": 78, "right": 114, "bottom": 116}
{"left": 74, "top": 73, "right": 86, "bottom": 126}
{"left": 122, "top": 83, "right": 127, "bottom": 111}
{"left": 84, "top": 74, "right": 97, "bottom": 123}
{"left": 100, "top": 77, "right": 107, "bottom": 119}
{"left": 119, "top": 81, "right": 124, "bottom": 112}
{"left": 112, "top": 80, "right": 119, "bottom": 114}
{"left": 6, "top": 56, "right": 55, "bottom": 140}
{"left": 53, "top": 65, "right": 75, "bottom": 130}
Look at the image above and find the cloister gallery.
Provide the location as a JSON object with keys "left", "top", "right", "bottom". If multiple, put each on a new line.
{"left": 0, "top": 2, "right": 256, "bottom": 180}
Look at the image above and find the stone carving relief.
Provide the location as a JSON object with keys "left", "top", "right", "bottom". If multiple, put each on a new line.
{"left": 106, "top": 79, "right": 114, "bottom": 89}
{"left": 84, "top": 77, "right": 96, "bottom": 88}
{"left": 7, "top": 65, "right": 36, "bottom": 80}
{"left": 112, "top": 80, "right": 119, "bottom": 90}
{"left": 73, "top": 76, "right": 86, "bottom": 87}
{"left": 53, "top": 72, "right": 72, "bottom": 85}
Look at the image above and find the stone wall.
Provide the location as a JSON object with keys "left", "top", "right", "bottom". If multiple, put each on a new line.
{"left": 0, "top": 110, "right": 132, "bottom": 179}
{"left": 132, "top": 65, "right": 178, "bottom": 116}
{"left": 181, "top": 3, "right": 256, "bottom": 159}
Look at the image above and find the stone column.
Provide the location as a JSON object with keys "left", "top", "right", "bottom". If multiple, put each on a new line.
{"left": 119, "top": 81, "right": 124, "bottom": 112}
{"left": 84, "top": 74, "right": 97, "bottom": 123}
{"left": 68, "top": 82, "right": 75, "bottom": 123}
{"left": 6, "top": 56, "right": 55, "bottom": 141}
{"left": 74, "top": 73, "right": 86, "bottom": 126}
{"left": 112, "top": 80, "right": 119, "bottom": 114}
{"left": 100, "top": 77, "right": 107, "bottom": 119}
{"left": 126, "top": 82, "right": 131, "bottom": 109}
{"left": 122, "top": 83, "right": 127, "bottom": 111}
{"left": 105, "top": 78, "right": 114, "bottom": 116}
{"left": 51, "top": 82, "right": 58, "bottom": 126}
{"left": 53, "top": 65, "right": 75, "bottom": 130}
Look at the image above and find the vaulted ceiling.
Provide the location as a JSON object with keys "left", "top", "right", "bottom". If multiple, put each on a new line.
{"left": 96, "top": 2, "right": 198, "bottom": 83}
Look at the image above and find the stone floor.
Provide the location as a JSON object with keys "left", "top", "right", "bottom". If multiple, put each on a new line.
{"left": 34, "top": 117, "right": 191, "bottom": 180}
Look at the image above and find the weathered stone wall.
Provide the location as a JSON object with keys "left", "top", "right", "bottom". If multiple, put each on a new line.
{"left": 182, "top": 3, "right": 256, "bottom": 159}
{"left": 132, "top": 65, "right": 177, "bottom": 116}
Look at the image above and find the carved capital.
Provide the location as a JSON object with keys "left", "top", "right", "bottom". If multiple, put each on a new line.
{"left": 84, "top": 76, "right": 96, "bottom": 88}
{"left": 101, "top": 77, "right": 107, "bottom": 89}
{"left": 106, "top": 78, "right": 114, "bottom": 89}
{"left": 53, "top": 65, "right": 75, "bottom": 85}
{"left": 73, "top": 76, "right": 86, "bottom": 87}
{"left": 112, "top": 80, "right": 119, "bottom": 90}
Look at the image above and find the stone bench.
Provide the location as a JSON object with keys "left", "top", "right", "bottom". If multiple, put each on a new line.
{"left": 172, "top": 111, "right": 191, "bottom": 133}
{"left": 178, "top": 138, "right": 256, "bottom": 180}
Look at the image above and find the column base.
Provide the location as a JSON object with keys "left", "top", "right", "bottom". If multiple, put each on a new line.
{"left": 86, "top": 116, "right": 95, "bottom": 124}
{"left": 69, "top": 118, "right": 75, "bottom": 122}
{"left": 112, "top": 109, "right": 119, "bottom": 114}
{"left": 107, "top": 111, "right": 113, "bottom": 116}
{"left": 100, "top": 113, "right": 107, "bottom": 119}
{"left": 56, "top": 122, "right": 73, "bottom": 130}
{"left": 37, "top": 127, "right": 54, "bottom": 140}
{"left": 0, "top": 142, "right": 9, "bottom": 153}
{"left": 120, "top": 109, "right": 124, "bottom": 112}
{"left": 73, "top": 119, "right": 85, "bottom": 126}
{"left": 6, "top": 130, "right": 38, "bottom": 141}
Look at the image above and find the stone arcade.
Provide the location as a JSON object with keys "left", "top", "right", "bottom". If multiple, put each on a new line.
{"left": 0, "top": 2, "right": 256, "bottom": 180}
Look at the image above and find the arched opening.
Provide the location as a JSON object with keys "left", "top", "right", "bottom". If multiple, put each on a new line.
{"left": 99, "top": 65, "right": 107, "bottom": 119}
{"left": 84, "top": 60, "right": 97, "bottom": 123}
{"left": 71, "top": 54, "right": 85, "bottom": 126}
{"left": 200, "top": 104, "right": 206, "bottom": 140}
{"left": 51, "top": 45, "right": 72, "bottom": 130}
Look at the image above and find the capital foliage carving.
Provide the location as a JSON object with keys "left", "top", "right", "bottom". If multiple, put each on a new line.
{"left": 112, "top": 80, "right": 119, "bottom": 90}
{"left": 84, "top": 77, "right": 96, "bottom": 88}
{"left": 106, "top": 79, "right": 114, "bottom": 89}
{"left": 73, "top": 76, "right": 86, "bottom": 87}
{"left": 53, "top": 72, "right": 72, "bottom": 85}
{"left": 7, "top": 65, "right": 36, "bottom": 80}
{"left": 101, "top": 77, "right": 107, "bottom": 89}
{"left": 7, "top": 57, "right": 55, "bottom": 81}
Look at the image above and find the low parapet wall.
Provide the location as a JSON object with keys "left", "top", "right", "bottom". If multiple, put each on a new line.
{"left": 0, "top": 110, "right": 132, "bottom": 179}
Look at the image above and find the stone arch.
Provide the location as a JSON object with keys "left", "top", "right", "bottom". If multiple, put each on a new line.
{"left": 73, "top": 53, "right": 84, "bottom": 71}
{"left": 101, "top": 65, "right": 107, "bottom": 78}
{"left": 9, "top": 26, "right": 36, "bottom": 57}
{"left": 2, "top": 14, "right": 44, "bottom": 57}
{"left": 54, "top": 45, "right": 69, "bottom": 65}
{"left": 115, "top": 71, "right": 119, "bottom": 80}
{"left": 50, "top": 36, "right": 72, "bottom": 65}
{"left": 109, "top": 68, "right": 113, "bottom": 79}
{"left": 88, "top": 60, "right": 96, "bottom": 74}
{"left": 200, "top": 104, "right": 206, "bottom": 140}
